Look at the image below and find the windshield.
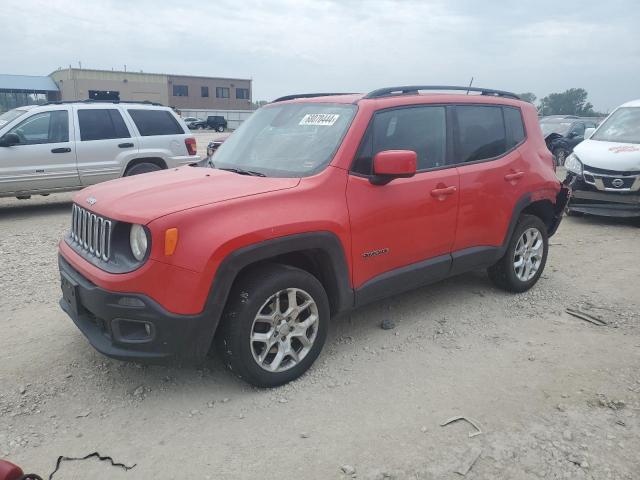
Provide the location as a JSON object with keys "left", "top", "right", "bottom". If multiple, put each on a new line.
{"left": 211, "top": 103, "right": 357, "bottom": 177}
{"left": 591, "top": 107, "right": 640, "bottom": 144}
{"left": 540, "top": 121, "right": 572, "bottom": 136}
{"left": 0, "top": 109, "right": 28, "bottom": 128}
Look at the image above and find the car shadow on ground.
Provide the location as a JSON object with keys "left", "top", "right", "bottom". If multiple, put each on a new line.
{"left": 567, "top": 213, "right": 639, "bottom": 228}
{"left": 56, "top": 270, "right": 498, "bottom": 398}
{"left": 0, "top": 198, "right": 72, "bottom": 220}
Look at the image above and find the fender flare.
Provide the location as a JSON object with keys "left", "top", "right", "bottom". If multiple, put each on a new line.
{"left": 200, "top": 231, "right": 353, "bottom": 341}
{"left": 499, "top": 193, "right": 533, "bottom": 257}
{"left": 500, "top": 186, "right": 568, "bottom": 256}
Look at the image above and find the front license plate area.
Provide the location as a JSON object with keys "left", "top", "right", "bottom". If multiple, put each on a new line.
{"left": 61, "top": 272, "right": 81, "bottom": 317}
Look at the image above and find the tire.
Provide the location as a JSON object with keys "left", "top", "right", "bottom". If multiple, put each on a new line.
{"left": 215, "top": 264, "right": 329, "bottom": 387}
{"left": 554, "top": 148, "right": 568, "bottom": 167}
{"left": 124, "top": 162, "right": 162, "bottom": 176}
{"left": 488, "top": 214, "right": 549, "bottom": 293}
{"left": 216, "top": 125, "right": 225, "bottom": 132}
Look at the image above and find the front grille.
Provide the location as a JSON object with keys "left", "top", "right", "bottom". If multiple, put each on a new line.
{"left": 70, "top": 204, "right": 113, "bottom": 261}
{"left": 602, "top": 177, "right": 635, "bottom": 189}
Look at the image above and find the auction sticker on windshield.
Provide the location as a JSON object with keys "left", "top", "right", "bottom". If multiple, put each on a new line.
{"left": 299, "top": 113, "right": 340, "bottom": 126}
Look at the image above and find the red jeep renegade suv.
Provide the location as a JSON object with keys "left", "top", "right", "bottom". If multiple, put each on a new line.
{"left": 58, "top": 86, "right": 569, "bottom": 387}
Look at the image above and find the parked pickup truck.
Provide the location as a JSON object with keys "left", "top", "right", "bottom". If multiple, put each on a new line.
{"left": 58, "top": 86, "right": 568, "bottom": 387}
{"left": 0, "top": 101, "right": 199, "bottom": 199}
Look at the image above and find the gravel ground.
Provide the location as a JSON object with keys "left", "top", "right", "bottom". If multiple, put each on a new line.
{"left": 1, "top": 177, "right": 639, "bottom": 478}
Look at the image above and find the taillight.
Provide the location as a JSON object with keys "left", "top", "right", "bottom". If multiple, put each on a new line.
{"left": 185, "top": 138, "right": 197, "bottom": 156}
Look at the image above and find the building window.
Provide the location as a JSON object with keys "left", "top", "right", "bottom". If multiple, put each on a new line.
{"left": 236, "top": 88, "right": 250, "bottom": 100}
{"left": 216, "top": 87, "right": 230, "bottom": 99}
{"left": 173, "top": 85, "right": 188, "bottom": 97}
{"left": 201, "top": 86, "right": 209, "bottom": 98}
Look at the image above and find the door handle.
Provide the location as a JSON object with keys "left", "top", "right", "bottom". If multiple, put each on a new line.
{"left": 504, "top": 171, "right": 525, "bottom": 182}
{"left": 51, "top": 147, "right": 71, "bottom": 153}
{"left": 430, "top": 185, "right": 457, "bottom": 198}
{"left": 118, "top": 142, "right": 134, "bottom": 148}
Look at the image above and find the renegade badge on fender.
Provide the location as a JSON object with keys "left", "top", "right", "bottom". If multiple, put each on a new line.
{"left": 58, "top": 85, "right": 569, "bottom": 387}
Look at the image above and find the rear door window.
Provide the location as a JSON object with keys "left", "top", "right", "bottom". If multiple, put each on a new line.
{"left": 7, "top": 110, "right": 69, "bottom": 145}
{"left": 352, "top": 106, "right": 447, "bottom": 174}
{"left": 128, "top": 109, "right": 184, "bottom": 136}
{"left": 454, "top": 105, "right": 507, "bottom": 163}
{"left": 78, "top": 109, "right": 130, "bottom": 141}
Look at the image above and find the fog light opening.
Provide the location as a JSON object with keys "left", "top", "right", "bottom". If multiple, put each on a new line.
{"left": 113, "top": 319, "right": 154, "bottom": 343}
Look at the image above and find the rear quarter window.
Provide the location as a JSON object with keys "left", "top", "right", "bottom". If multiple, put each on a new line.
{"left": 127, "top": 109, "right": 185, "bottom": 136}
{"left": 504, "top": 107, "right": 526, "bottom": 148}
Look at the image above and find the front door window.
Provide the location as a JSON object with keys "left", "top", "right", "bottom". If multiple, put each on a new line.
{"left": 8, "top": 110, "right": 69, "bottom": 145}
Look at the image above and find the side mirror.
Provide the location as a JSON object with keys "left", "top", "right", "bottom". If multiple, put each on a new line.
{"left": 370, "top": 150, "right": 417, "bottom": 185}
{"left": 0, "top": 133, "right": 20, "bottom": 147}
{"left": 584, "top": 127, "right": 595, "bottom": 139}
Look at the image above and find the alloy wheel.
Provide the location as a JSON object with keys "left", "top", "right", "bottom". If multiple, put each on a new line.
{"left": 513, "top": 227, "right": 543, "bottom": 281}
{"left": 250, "top": 288, "right": 319, "bottom": 372}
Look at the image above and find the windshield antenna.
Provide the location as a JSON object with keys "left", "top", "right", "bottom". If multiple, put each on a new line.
{"left": 466, "top": 77, "right": 474, "bottom": 95}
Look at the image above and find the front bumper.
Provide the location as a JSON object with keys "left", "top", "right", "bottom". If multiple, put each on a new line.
{"left": 58, "top": 255, "right": 214, "bottom": 364}
{"left": 568, "top": 175, "right": 640, "bottom": 218}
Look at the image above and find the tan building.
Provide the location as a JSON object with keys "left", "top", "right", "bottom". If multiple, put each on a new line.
{"left": 49, "top": 68, "right": 252, "bottom": 110}
{"left": 168, "top": 74, "right": 252, "bottom": 110}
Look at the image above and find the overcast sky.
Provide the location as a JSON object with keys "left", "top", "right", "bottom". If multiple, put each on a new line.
{"left": 3, "top": 0, "right": 638, "bottom": 111}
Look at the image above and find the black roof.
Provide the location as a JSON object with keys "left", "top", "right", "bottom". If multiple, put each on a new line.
{"left": 271, "top": 86, "right": 520, "bottom": 104}
{"left": 364, "top": 85, "right": 520, "bottom": 100}
{"left": 272, "top": 93, "right": 357, "bottom": 103}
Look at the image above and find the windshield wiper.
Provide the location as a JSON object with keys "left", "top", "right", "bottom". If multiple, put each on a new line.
{"left": 218, "top": 167, "right": 266, "bottom": 177}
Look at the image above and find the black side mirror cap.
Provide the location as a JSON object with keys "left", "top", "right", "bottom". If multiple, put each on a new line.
{"left": 0, "top": 133, "right": 20, "bottom": 147}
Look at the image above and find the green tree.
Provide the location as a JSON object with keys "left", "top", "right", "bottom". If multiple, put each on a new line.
{"left": 518, "top": 92, "right": 537, "bottom": 104}
{"left": 538, "top": 88, "right": 597, "bottom": 116}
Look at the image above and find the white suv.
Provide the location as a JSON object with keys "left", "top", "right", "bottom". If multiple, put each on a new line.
{"left": 0, "top": 101, "right": 199, "bottom": 199}
{"left": 564, "top": 99, "right": 640, "bottom": 218}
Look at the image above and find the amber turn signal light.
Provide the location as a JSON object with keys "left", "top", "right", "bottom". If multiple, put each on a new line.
{"left": 164, "top": 228, "right": 179, "bottom": 256}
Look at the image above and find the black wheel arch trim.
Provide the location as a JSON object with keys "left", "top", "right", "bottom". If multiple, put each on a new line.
{"left": 501, "top": 186, "right": 569, "bottom": 252}
{"left": 201, "top": 231, "right": 353, "bottom": 342}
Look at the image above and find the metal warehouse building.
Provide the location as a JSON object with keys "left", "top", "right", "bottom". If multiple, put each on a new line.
{"left": 0, "top": 74, "right": 60, "bottom": 112}
{"left": 1, "top": 69, "right": 254, "bottom": 127}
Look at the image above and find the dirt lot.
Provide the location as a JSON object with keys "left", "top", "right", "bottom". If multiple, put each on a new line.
{"left": 1, "top": 173, "right": 639, "bottom": 478}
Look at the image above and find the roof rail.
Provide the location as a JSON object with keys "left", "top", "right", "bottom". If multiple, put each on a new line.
{"left": 364, "top": 85, "right": 520, "bottom": 100}
{"left": 41, "top": 99, "right": 165, "bottom": 107}
{"left": 272, "top": 93, "right": 357, "bottom": 103}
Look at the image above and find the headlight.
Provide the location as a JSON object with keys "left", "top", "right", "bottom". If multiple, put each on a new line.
{"left": 129, "top": 224, "right": 149, "bottom": 261}
{"left": 564, "top": 153, "right": 583, "bottom": 175}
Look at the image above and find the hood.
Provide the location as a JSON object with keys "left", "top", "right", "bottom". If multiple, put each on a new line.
{"left": 74, "top": 166, "right": 300, "bottom": 223}
{"left": 574, "top": 139, "right": 640, "bottom": 172}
